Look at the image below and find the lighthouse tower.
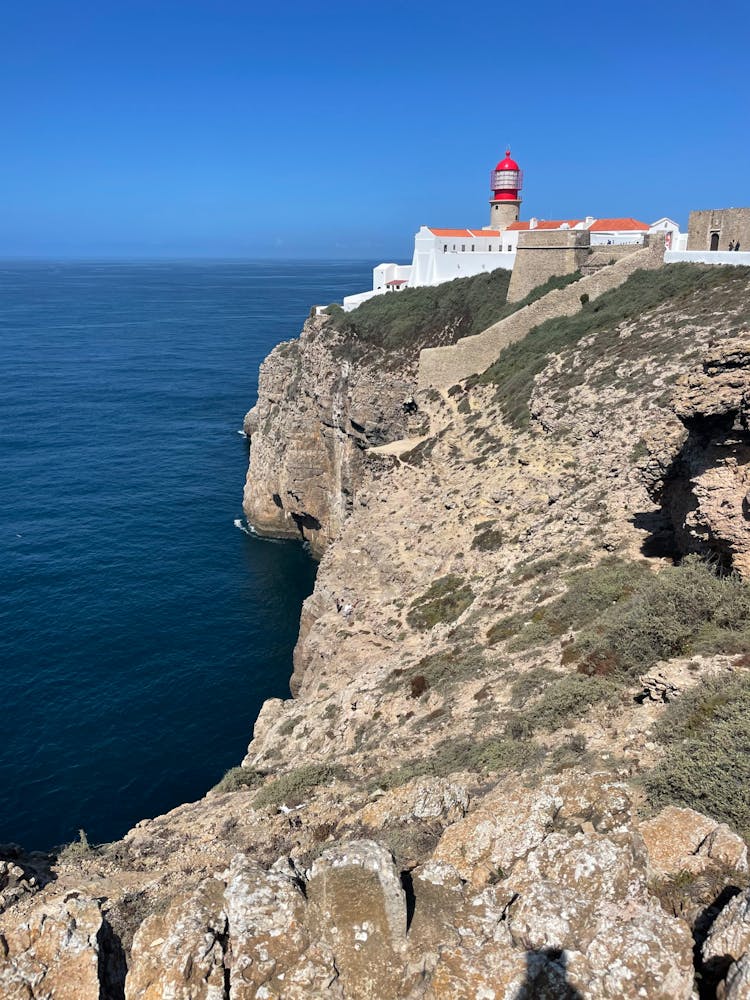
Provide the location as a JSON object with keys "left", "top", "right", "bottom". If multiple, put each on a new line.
{"left": 489, "top": 149, "right": 523, "bottom": 230}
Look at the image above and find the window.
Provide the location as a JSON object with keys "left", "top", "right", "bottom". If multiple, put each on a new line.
{"left": 461, "top": 244, "right": 465, "bottom": 252}
{"left": 488, "top": 245, "right": 492, "bottom": 252}
{"left": 506, "top": 245, "right": 511, "bottom": 252}
{"left": 452, "top": 244, "right": 456, "bottom": 250}
{"left": 471, "top": 244, "right": 475, "bottom": 251}
{"left": 443, "top": 244, "right": 447, "bottom": 253}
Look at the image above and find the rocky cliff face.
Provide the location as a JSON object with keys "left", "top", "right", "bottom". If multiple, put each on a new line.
{"left": 3, "top": 263, "right": 750, "bottom": 999}
{"left": 242, "top": 314, "right": 425, "bottom": 556}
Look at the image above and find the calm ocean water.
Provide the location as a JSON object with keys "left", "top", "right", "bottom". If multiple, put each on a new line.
{"left": 0, "top": 259, "right": 373, "bottom": 851}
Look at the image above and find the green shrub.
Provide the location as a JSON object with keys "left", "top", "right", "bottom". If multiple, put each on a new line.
{"left": 520, "top": 674, "right": 622, "bottom": 732}
{"left": 58, "top": 829, "right": 95, "bottom": 863}
{"left": 573, "top": 556, "right": 750, "bottom": 677}
{"left": 472, "top": 528, "right": 504, "bottom": 552}
{"left": 487, "top": 612, "right": 525, "bottom": 645}
{"left": 508, "top": 549, "right": 590, "bottom": 585}
{"left": 407, "top": 574, "right": 474, "bottom": 630}
{"left": 495, "top": 558, "right": 650, "bottom": 651}
{"left": 376, "top": 734, "right": 541, "bottom": 789}
{"left": 278, "top": 716, "right": 301, "bottom": 737}
{"left": 644, "top": 672, "right": 750, "bottom": 839}
{"left": 414, "top": 644, "right": 488, "bottom": 691}
{"left": 477, "top": 264, "right": 748, "bottom": 428}
{"left": 509, "top": 666, "right": 558, "bottom": 706}
{"left": 254, "top": 763, "right": 342, "bottom": 809}
{"left": 212, "top": 766, "right": 263, "bottom": 793}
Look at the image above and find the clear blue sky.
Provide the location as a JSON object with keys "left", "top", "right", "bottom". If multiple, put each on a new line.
{"left": 2, "top": 0, "right": 748, "bottom": 259}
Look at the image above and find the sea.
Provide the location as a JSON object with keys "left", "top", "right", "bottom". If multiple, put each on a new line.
{"left": 0, "top": 259, "right": 374, "bottom": 851}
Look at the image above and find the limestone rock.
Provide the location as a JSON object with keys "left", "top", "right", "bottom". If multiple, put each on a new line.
{"left": 671, "top": 338, "right": 750, "bottom": 424}
{"left": 704, "top": 890, "right": 750, "bottom": 969}
{"left": 243, "top": 316, "right": 414, "bottom": 555}
{"left": 721, "top": 953, "right": 750, "bottom": 999}
{"left": 645, "top": 336, "right": 750, "bottom": 575}
{"left": 125, "top": 878, "right": 228, "bottom": 1000}
{"left": 640, "top": 806, "right": 748, "bottom": 875}
{"left": 431, "top": 778, "right": 563, "bottom": 886}
{"left": 307, "top": 840, "right": 407, "bottom": 999}
{"left": 0, "top": 895, "right": 103, "bottom": 1000}
{"left": 354, "top": 778, "right": 469, "bottom": 830}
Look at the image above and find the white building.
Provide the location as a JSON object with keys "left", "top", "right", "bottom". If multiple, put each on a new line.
{"left": 341, "top": 152, "right": 684, "bottom": 310}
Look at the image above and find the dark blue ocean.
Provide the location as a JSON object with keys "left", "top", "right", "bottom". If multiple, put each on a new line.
{"left": 0, "top": 260, "right": 373, "bottom": 851}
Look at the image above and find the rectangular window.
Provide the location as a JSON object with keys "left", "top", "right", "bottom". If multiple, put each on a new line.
{"left": 452, "top": 244, "right": 456, "bottom": 250}
{"left": 461, "top": 244, "right": 465, "bottom": 252}
{"left": 443, "top": 244, "right": 447, "bottom": 253}
{"left": 471, "top": 244, "right": 475, "bottom": 251}
{"left": 488, "top": 245, "right": 492, "bottom": 252}
{"left": 506, "top": 245, "right": 511, "bottom": 252}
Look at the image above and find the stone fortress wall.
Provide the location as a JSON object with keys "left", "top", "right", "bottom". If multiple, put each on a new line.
{"left": 418, "top": 234, "right": 666, "bottom": 389}
{"left": 688, "top": 208, "right": 750, "bottom": 251}
{"left": 506, "top": 229, "right": 592, "bottom": 302}
{"left": 580, "top": 242, "right": 645, "bottom": 275}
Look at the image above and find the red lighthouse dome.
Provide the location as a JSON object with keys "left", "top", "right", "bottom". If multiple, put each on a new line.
{"left": 491, "top": 149, "right": 523, "bottom": 201}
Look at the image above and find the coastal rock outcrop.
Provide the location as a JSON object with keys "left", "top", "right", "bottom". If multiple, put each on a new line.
{"left": 242, "top": 316, "right": 418, "bottom": 555}
{"left": 644, "top": 336, "right": 750, "bottom": 576}
{"left": 3, "top": 263, "right": 750, "bottom": 998}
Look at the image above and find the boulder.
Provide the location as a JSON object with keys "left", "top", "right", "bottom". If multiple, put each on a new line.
{"left": 639, "top": 806, "right": 747, "bottom": 876}
{"left": 0, "top": 895, "right": 103, "bottom": 1000}
{"left": 307, "top": 840, "right": 407, "bottom": 1000}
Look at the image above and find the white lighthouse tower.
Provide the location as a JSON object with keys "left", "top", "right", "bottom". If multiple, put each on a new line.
{"left": 488, "top": 149, "right": 523, "bottom": 230}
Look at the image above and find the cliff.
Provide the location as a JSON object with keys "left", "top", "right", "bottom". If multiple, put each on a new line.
{"left": 2, "top": 263, "right": 750, "bottom": 999}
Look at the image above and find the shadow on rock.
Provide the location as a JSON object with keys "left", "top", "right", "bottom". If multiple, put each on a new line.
{"left": 516, "top": 948, "right": 584, "bottom": 999}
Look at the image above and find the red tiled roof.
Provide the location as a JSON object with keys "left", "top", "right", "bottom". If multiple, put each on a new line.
{"left": 507, "top": 219, "right": 581, "bottom": 231}
{"left": 428, "top": 228, "right": 503, "bottom": 238}
{"left": 588, "top": 217, "right": 649, "bottom": 231}
{"left": 386, "top": 279, "right": 408, "bottom": 285}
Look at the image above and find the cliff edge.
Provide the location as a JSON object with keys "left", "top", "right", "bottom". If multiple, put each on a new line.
{"left": 3, "top": 263, "right": 750, "bottom": 999}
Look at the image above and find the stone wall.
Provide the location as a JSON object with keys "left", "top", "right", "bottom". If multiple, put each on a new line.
{"left": 580, "top": 243, "right": 643, "bottom": 276}
{"left": 687, "top": 208, "right": 750, "bottom": 251}
{"left": 507, "top": 228, "right": 591, "bottom": 302}
{"left": 418, "top": 235, "right": 666, "bottom": 389}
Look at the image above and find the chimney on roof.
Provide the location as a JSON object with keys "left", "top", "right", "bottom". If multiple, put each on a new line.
{"left": 529, "top": 217, "right": 538, "bottom": 230}
{"left": 585, "top": 216, "right": 595, "bottom": 227}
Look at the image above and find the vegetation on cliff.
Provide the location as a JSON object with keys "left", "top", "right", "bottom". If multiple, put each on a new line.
{"left": 476, "top": 263, "right": 750, "bottom": 427}
{"left": 646, "top": 672, "right": 750, "bottom": 840}
{"left": 325, "top": 267, "right": 580, "bottom": 365}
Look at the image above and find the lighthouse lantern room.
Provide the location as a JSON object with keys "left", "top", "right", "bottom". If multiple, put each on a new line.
{"left": 488, "top": 149, "right": 523, "bottom": 230}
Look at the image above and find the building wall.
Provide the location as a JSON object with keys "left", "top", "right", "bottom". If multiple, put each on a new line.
{"left": 507, "top": 229, "right": 591, "bottom": 302}
{"left": 410, "top": 227, "right": 514, "bottom": 287}
{"left": 664, "top": 249, "right": 750, "bottom": 266}
{"left": 373, "top": 263, "right": 412, "bottom": 291}
{"left": 687, "top": 208, "right": 750, "bottom": 251}
{"left": 342, "top": 289, "right": 381, "bottom": 310}
{"left": 590, "top": 232, "right": 645, "bottom": 246}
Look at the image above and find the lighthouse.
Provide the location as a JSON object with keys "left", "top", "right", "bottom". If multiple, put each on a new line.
{"left": 489, "top": 149, "right": 523, "bottom": 230}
